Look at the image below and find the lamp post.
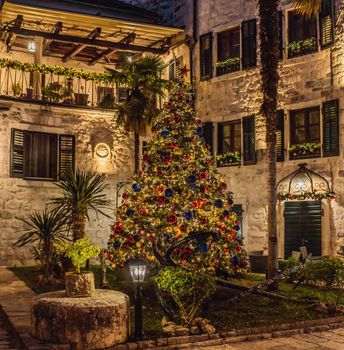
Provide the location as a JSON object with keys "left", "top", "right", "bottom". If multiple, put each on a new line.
{"left": 129, "top": 258, "right": 147, "bottom": 340}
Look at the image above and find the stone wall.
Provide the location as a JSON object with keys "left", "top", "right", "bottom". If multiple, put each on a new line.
{"left": 0, "top": 101, "right": 133, "bottom": 266}
{"left": 190, "top": 0, "right": 344, "bottom": 254}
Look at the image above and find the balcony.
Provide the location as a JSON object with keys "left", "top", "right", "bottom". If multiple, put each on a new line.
{"left": 288, "top": 143, "right": 321, "bottom": 160}
{"left": 287, "top": 37, "right": 318, "bottom": 59}
{"left": 0, "top": 59, "right": 121, "bottom": 110}
{"left": 216, "top": 58, "right": 240, "bottom": 77}
{"left": 216, "top": 151, "right": 241, "bottom": 167}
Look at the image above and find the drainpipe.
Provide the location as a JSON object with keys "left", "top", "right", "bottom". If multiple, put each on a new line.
{"left": 189, "top": 0, "right": 198, "bottom": 91}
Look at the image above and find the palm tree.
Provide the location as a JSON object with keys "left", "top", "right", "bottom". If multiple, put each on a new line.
{"left": 51, "top": 170, "right": 111, "bottom": 242}
{"left": 14, "top": 209, "right": 69, "bottom": 277}
{"left": 107, "top": 55, "right": 167, "bottom": 173}
{"left": 293, "top": 0, "right": 322, "bottom": 16}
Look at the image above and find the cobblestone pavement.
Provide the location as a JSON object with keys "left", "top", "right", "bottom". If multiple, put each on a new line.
{"left": 197, "top": 328, "right": 344, "bottom": 350}
{"left": 0, "top": 318, "right": 17, "bottom": 350}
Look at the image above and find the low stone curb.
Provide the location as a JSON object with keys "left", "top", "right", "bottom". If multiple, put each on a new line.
{"left": 107, "top": 316, "right": 344, "bottom": 350}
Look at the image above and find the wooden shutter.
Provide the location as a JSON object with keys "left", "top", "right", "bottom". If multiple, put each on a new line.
{"left": 243, "top": 116, "right": 256, "bottom": 164}
{"left": 217, "top": 123, "right": 224, "bottom": 155}
{"left": 202, "top": 122, "right": 214, "bottom": 156}
{"left": 278, "top": 11, "right": 284, "bottom": 59}
{"left": 323, "top": 99, "right": 339, "bottom": 157}
{"left": 10, "top": 128, "right": 24, "bottom": 178}
{"left": 200, "top": 33, "right": 213, "bottom": 80}
{"left": 320, "top": 0, "right": 334, "bottom": 48}
{"left": 276, "top": 109, "right": 285, "bottom": 162}
{"left": 59, "top": 134, "right": 75, "bottom": 177}
{"left": 242, "top": 19, "right": 257, "bottom": 69}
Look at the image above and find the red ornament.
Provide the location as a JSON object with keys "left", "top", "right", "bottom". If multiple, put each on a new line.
{"left": 143, "top": 154, "right": 150, "bottom": 162}
{"left": 167, "top": 215, "right": 177, "bottom": 224}
{"left": 157, "top": 170, "right": 164, "bottom": 177}
{"left": 199, "top": 172, "right": 208, "bottom": 180}
{"left": 178, "top": 94, "right": 184, "bottom": 101}
{"left": 200, "top": 216, "right": 208, "bottom": 225}
{"left": 163, "top": 156, "right": 172, "bottom": 165}
{"left": 221, "top": 182, "right": 227, "bottom": 190}
{"left": 122, "top": 192, "right": 129, "bottom": 199}
{"left": 151, "top": 126, "right": 157, "bottom": 133}
{"left": 183, "top": 155, "right": 190, "bottom": 161}
{"left": 157, "top": 196, "right": 166, "bottom": 205}
{"left": 174, "top": 115, "right": 180, "bottom": 123}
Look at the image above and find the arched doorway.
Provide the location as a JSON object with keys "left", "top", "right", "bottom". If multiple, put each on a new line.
{"left": 276, "top": 163, "right": 335, "bottom": 259}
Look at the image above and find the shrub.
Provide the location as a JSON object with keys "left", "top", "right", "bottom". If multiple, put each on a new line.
{"left": 153, "top": 267, "right": 216, "bottom": 325}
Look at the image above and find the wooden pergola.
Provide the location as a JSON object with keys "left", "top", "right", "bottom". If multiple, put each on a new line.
{"left": 0, "top": 0, "right": 183, "bottom": 65}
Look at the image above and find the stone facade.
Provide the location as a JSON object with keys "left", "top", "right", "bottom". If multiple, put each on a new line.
{"left": 0, "top": 50, "right": 133, "bottom": 266}
{"left": 185, "top": 0, "right": 344, "bottom": 256}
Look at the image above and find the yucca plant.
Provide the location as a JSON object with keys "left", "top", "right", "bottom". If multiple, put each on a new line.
{"left": 51, "top": 169, "right": 112, "bottom": 242}
{"left": 14, "top": 209, "right": 69, "bottom": 277}
{"left": 107, "top": 55, "right": 167, "bottom": 172}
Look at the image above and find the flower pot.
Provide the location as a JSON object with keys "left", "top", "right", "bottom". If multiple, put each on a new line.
{"left": 65, "top": 271, "right": 95, "bottom": 297}
{"left": 74, "top": 93, "right": 89, "bottom": 106}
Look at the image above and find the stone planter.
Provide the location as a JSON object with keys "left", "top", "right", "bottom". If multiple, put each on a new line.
{"left": 65, "top": 271, "right": 95, "bottom": 297}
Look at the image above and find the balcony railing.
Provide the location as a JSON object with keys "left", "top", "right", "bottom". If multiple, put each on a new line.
{"left": 288, "top": 143, "right": 321, "bottom": 160}
{"left": 216, "top": 58, "right": 240, "bottom": 77}
{"left": 216, "top": 151, "right": 241, "bottom": 167}
{"left": 287, "top": 37, "right": 318, "bottom": 59}
{"left": 0, "top": 59, "right": 121, "bottom": 109}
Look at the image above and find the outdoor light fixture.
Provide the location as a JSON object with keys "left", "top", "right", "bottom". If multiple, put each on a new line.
{"left": 129, "top": 258, "right": 147, "bottom": 340}
{"left": 28, "top": 41, "right": 36, "bottom": 53}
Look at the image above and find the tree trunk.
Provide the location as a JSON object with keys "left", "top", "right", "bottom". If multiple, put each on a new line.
{"left": 258, "top": 0, "right": 280, "bottom": 287}
{"left": 134, "top": 131, "right": 140, "bottom": 173}
{"left": 73, "top": 213, "right": 86, "bottom": 242}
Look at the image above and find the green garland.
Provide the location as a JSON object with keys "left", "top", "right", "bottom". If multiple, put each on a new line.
{"left": 0, "top": 58, "right": 114, "bottom": 84}
{"left": 277, "top": 191, "right": 335, "bottom": 201}
{"left": 215, "top": 57, "right": 240, "bottom": 68}
{"left": 216, "top": 151, "right": 241, "bottom": 167}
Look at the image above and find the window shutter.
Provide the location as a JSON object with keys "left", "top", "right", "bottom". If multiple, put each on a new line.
{"left": 243, "top": 116, "right": 256, "bottom": 164}
{"left": 217, "top": 123, "right": 224, "bottom": 155}
{"left": 202, "top": 122, "right": 214, "bottom": 156}
{"left": 10, "top": 128, "right": 24, "bottom": 178}
{"left": 242, "top": 19, "right": 257, "bottom": 69}
{"left": 276, "top": 109, "right": 285, "bottom": 162}
{"left": 278, "top": 11, "right": 284, "bottom": 59}
{"left": 59, "top": 134, "right": 75, "bottom": 177}
{"left": 320, "top": 0, "right": 334, "bottom": 48}
{"left": 323, "top": 99, "right": 339, "bottom": 157}
{"left": 200, "top": 33, "right": 213, "bottom": 80}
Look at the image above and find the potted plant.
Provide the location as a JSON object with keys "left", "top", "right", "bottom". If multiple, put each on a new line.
{"left": 42, "top": 82, "right": 69, "bottom": 103}
{"left": 12, "top": 82, "right": 23, "bottom": 97}
{"left": 58, "top": 237, "right": 100, "bottom": 297}
{"left": 74, "top": 86, "right": 89, "bottom": 106}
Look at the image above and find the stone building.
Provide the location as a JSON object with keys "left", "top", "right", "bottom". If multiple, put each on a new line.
{"left": 178, "top": 0, "right": 344, "bottom": 259}
{"left": 0, "top": 0, "right": 182, "bottom": 265}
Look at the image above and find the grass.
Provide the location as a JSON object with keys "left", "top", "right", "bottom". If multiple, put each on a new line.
{"left": 9, "top": 266, "right": 342, "bottom": 338}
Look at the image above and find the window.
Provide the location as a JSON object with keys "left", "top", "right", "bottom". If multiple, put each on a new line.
{"left": 200, "top": 33, "right": 213, "bottom": 80}
{"left": 217, "top": 121, "right": 241, "bottom": 167}
{"left": 217, "top": 27, "right": 240, "bottom": 76}
{"left": 117, "top": 87, "right": 129, "bottom": 103}
{"left": 288, "top": 11, "right": 318, "bottom": 58}
{"left": 290, "top": 107, "right": 320, "bottom": 144}
{"left": 97, "top": 86, "right": 114, "bottom": 108}
{"left": 168, "top": 57, "right": 182, "bottom": 81}
{"left": 11, "top": 129, "right": 75, "bottom": 180}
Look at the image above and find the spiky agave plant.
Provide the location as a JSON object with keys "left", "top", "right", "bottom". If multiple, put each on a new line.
{"left": 14, "top": 209, "right": 69, "bottom": 277}
{"left": 107, "top": 55, "right": 167, "bottom": 173}
{"left": 51, "top": 169, "right": 112, "bottom": 242}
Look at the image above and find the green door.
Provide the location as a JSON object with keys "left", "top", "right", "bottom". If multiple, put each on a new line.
{"left": 284, "top": 201, "right": 322, "bottom": 258}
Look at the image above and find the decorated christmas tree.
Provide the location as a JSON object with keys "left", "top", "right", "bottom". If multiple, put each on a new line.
{"left": 106, "top": 82, "right": 247, "bottom": 275}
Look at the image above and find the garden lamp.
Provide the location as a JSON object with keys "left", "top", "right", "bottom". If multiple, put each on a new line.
{"left": 129, "top": 258, "right": 147, "bottom": 339}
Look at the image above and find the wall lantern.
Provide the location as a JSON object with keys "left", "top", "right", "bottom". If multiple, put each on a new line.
{"left": 28, "top": 41, "right": 36, "bottom": 53}
{"left": 276, "top": 163, "right": 335, "bottom": 201}
{"left": 94, "top": 143, "right": 110, "bottom": 159}
{"left": 129, "top": 258, "right": 147, "bottom": 340}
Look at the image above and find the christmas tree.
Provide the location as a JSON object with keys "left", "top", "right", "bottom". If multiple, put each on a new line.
{"left": 106, "top": 82, "right": 247, "bottom": 275}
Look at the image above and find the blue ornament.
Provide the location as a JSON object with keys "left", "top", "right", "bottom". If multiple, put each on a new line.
{"left": 113, "top": 241, "right": 121, "bottom": 248}
{"left": 186, "top": 174, "right": 197, "bottom": 184}
{"left": 223, "top": 210, "right": 230, "bottom": 216}
{"left": 165, "top": 188, "right": 174, "bottom": 197}
{"left": 231, "top": 255, "right": 240, "bottom": 266}
{"left": 214, "top": 199, "right": 224, "bottom": 208}
{"left": 132, "top": 184, "right": 141, "bottom": 192}
{"left": 183, "top": 211, "right": 193, "bottom": 220}
{"left": 227, "top": 196, "right": 233, "bottom": 205}
{"left": 196, "top": 127, "right": 203, "bottom": 136}
{"left": 234, "top": 224, "right": 240, "bottom": 231}
{"left": 160, "top": 128, "right": 170, "bottom": 137}
{"left": 198, "top": 242, "right": 209, "bottom": 253}
{"left": 126, "top": 209, "right": 134, "bottom": 217}
{"left": 212, "top": 232, "right": 221, "bottom": 241}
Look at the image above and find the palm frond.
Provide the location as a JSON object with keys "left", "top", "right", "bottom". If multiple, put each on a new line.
{"left": 293, "top": 0, "right": 322, "bottom": 17}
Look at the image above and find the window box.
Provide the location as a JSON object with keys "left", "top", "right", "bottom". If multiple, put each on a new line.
{"left": 216, "top": 151, "right": 241, "bottom": 167}
{"left": 287, "top": 37, "right": 318, "bottom": 58}
{"left": 288, "top": 143, "right": 321, "bottom": 160}
{"left": 216, "top": 58, "right": 240, "bottom": 76}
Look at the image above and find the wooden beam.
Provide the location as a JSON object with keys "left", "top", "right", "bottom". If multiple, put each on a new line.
{"left": 88, "top": 33, "right": 136, "bottom": 66}
{"left": 5, "top": 15, "right": 23, "bottom": 52}
{"left": 5, "top": 27, "right": 167, "bottom": 54}
{"left": 62, "top": 27, "right": 101, "bottom": 62}
{"left": 43, "top": 21, "right": 62, "bottom": 52}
